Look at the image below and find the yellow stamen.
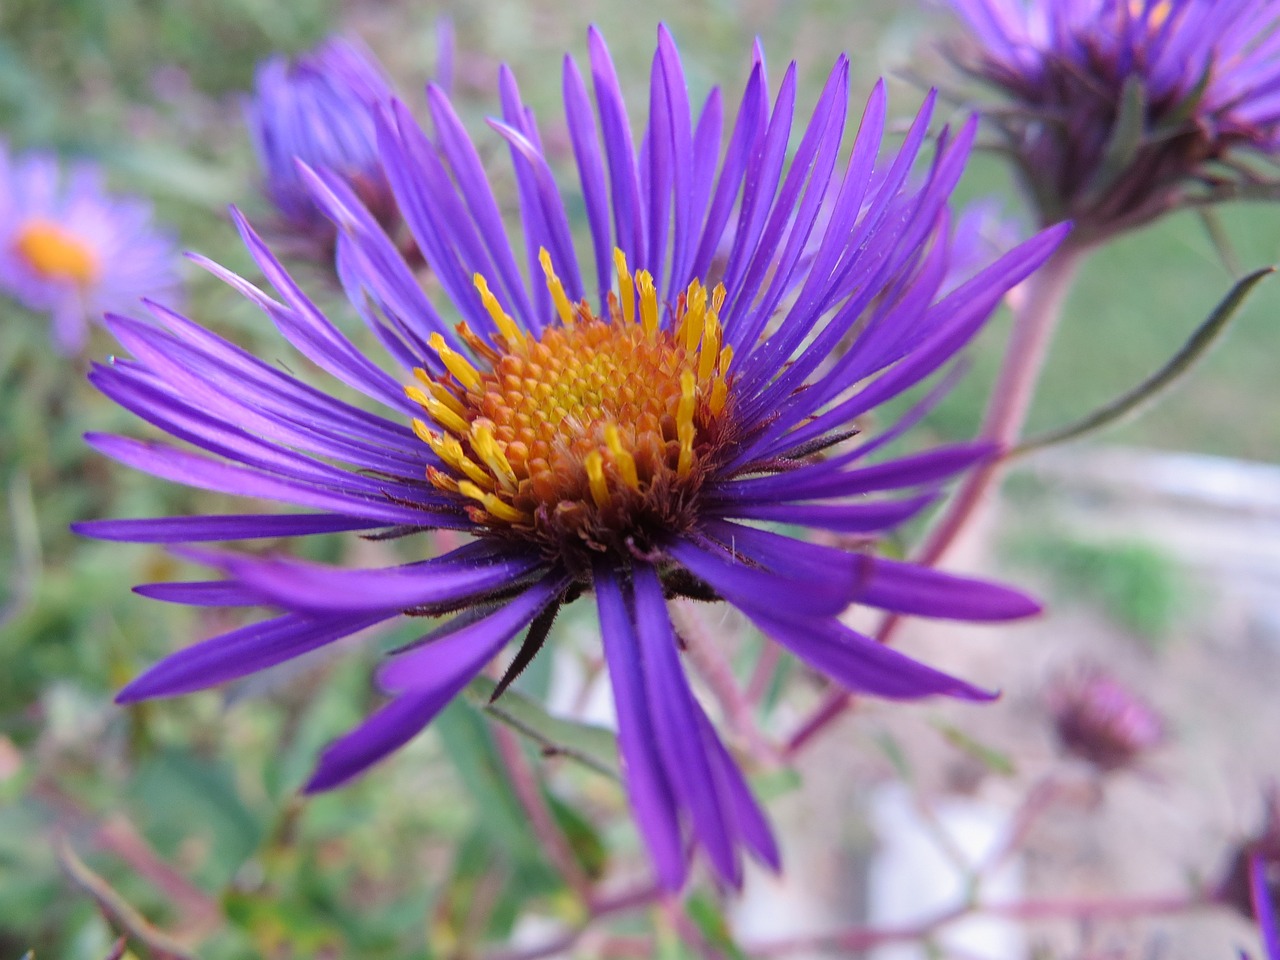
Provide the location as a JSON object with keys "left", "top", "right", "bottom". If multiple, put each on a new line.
{"left": 683, "top": 281, "right": 706, "bottom": 355}
{"left": 424, "top": 429, "right": 493, "bottom": 489}
{"left": 13, "top": 218, "right": 100, "bottom": 285}
{"left": 677, "top": 421, "right": 696, "bottom": 479}
{"left": 709, "top": 379, "right": 729, "bottom": 417}
{"left": 424, "top": 396, "right": 470, "bottom": 436}
{"left": 614, "top": 249, "right": 635, "bottom": 326}
{"left": 636, "top": 270, "right": 659, "bottom": 336}
{"left": 604, "top": 423, "right": 640, "bottom": 491}
{"left": 539, "top": 249, "right": 576, "bottom": 327}
{"left": 584, "top": 450, "right": 611, "bottom": 509}
{"left": 676, "top": 370, "right": 697, "bottom": 436}
{"left": 474, "top": 274, "right": 526, "bottom": 349}
{"left": 471, "top": 423, "right": 518, "bottom": 491}
{"left": 429, "top": 333, "right": 484, "bottom": 393}
{"left": 697, "top": 313, "right": 722, "bottom": 382}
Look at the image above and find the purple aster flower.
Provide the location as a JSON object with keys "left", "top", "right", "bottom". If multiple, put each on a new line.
{"left": 246, "top": 37, "right": 398, "bottom": 249}
{"left": 1045, "top": 664, "right": 1164, "bottom": 772}
{"left": 78, "top": 26, "right": 1067, "bottom": 890}
{"left": 944, "top": 0, "right": 1280, "bottom": 240}
{"left": 0, "top": 144, "right": 179, "bottom": 354}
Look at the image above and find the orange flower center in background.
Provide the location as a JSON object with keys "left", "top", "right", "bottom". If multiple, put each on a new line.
{"left": 13, "top": 218, "right": 101, "bottom": 286}
{"left": 410, "top": 249, "right": 738, "bottom": 559}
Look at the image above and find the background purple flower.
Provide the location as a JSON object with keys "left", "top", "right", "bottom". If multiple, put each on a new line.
{"left": 80, "top": 26, "right": 1067, "bottom": 890}
{"left": 945, "top": 0, "right": 1280, "bottom": 239}
{"left": 246, "top": 37, "right": 397, "bottom": 246}
{"left": 0, "top": 145, "right": 179, "bottom": 354}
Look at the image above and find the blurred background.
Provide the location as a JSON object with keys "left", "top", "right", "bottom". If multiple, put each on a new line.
{"left": 1, "top": 1, "right": 1277, "bottom": 957}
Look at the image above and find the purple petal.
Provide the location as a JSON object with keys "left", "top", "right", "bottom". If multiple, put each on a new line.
{"left": 304, "top": 688, "right": 453, "bottom": 793}
{"left": 854, "top": 557, "right": 1042, "bottom": 622}
{"left": 72, "top": 513, "right": 385, "bottom": 543}
{"left": 377, "top": 574, "right": 566, "bottom": 691}
{"left": 749, "top": 610, "right": 995, "bottom": 702}
{"left": 117, "top": 611, "right": 390, "bottom": 702}
{"left": 218, "top": 550, "right": 546, "bottom": 614}
{"left": 594, "top": 565, "right": 686, "bottom": 890}
{"left": 632, "top": 564, "right": 739, "bottom": 886}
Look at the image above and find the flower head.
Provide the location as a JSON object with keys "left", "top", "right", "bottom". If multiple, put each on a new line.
{"left": 0, "top": 145, "right": 179, "bottom": 354}
{"left": 246, "top": 37, "right": 397, "bottom": 246}
{"left": 944, "top": 0, "right": 1280, "bottom": 240}
{"left": 80, "top": 27, "right": 1066, "bottom": 889}
{"left": 1045, "top": 664, "right": 1164, "bottom": 772}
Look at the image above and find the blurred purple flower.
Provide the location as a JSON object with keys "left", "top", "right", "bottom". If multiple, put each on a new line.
{"left": 1253, "top": 850, "right": 1280, "bottom": 960}
{"left": 945, "top": 0, "right": 1280, "bottom": 240}
{"left": 0, "top": 145, "right": 179, "bottom": 354}
{"left": 79, "top": 26, "right": 1066, "bottom": 889}
{"left": 1046, "top": 665, "right": 1164, "bottom": 772}
{"left": 1219, "top": 788, "right": 1280, "bottom": 933}
{"left": 246, "top": 37, "right": 398, "bottom": 247}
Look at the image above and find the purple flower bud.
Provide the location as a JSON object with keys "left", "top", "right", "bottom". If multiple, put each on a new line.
{"left": 1046, "top": 665, "right": 1164, "bottom": 771}
{"left": 246, "top": 37, "right": 397, "bottom": 247}
{"left": 943, "top": 0, "right": 1280, "bottom": 242}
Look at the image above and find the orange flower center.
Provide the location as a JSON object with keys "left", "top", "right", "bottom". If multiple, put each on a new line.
{"left": 409, "top": 249, "right": 738, "bottom": 559}
{"left": 12, "top": 218, "right": 100, "bottom": 285}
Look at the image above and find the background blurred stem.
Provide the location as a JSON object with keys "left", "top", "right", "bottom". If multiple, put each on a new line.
{"left": 915, "top": 239, "right": 1088, "bottom": 568}
{"left": 490, "top": 723, "right": 593, "bottom": 902}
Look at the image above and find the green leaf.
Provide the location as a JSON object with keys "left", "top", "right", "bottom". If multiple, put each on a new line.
{"left": 544, "top": 791, "right": 609, "bottom": 881}
{"left": 434, "top": 701, "right": 539, "bottom": 862}
{"left": 1015, "top": 266, "right": 1275, "bottom": 455}
{"left": 931, "top": 721, "right": 1017, "bottom": 777}
{"left": 464, "top": 676, "right": 619, "bottom": 780}
{"left": 686, "top": 892, "right": 748, "bottom": 960}
{"left": 1085, "top": 74, "right": 1148, "bottom": 204}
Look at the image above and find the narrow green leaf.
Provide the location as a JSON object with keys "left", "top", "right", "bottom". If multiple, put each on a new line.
{"left": 465, "top": 676, "right": 619, "bottom": 780}
{"left": 1197, "top": 208, "right": 1241, "bottom": 277}
{"left": 931, "top": 721, "right": 1017, "bottom": 777}
{"left": 686, "top": 892, "right": 748, "bottom": 960}
{"left": 1015, "top": 266, "right": 1275, "bottom": 456}
{"left": 1084, "top": 75, "right": 1148, "bottom": 203}
{"left": 545, "top": 790, "right": 609, "bottom": 880}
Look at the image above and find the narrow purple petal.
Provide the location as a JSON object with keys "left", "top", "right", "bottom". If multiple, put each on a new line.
{"left": 594, "top": 565, "right": 686, "bottom": 890}
{"left": 749, "top": 611, "right": 996, "bottom": 702}
{"left": 854, "top": 557, "right": 1042, "bottom": 622}
{"left": 117, "top": 611, "right": 390, "bottom": 702}
{"left": 377, "top": 574, "right": 566, "bottom": 691}
{"left": 632, "top": 564, "right": 739, "bottom": 886}
{"left": 72, "top": 513, "right": 385, "bottom": 543}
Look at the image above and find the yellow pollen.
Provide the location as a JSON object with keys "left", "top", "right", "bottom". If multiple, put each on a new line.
{"left": 429, "top": 333, "right": 484, "bottom": 392}
{"left": 538, "top": 249, "right": 576, "bottom": 327}
{"left": 410, "top": 247, "right": 737, "bottom": 544}
{"left": 614, "top": 249, "right": 635, "bottom": 326}
{"left": 13, "top": 218, "right": 100, "bottom": 285}
{"left": 473, "top": 274, "right": 526, "bottom": 348}
{"left": 636, "top": 270, "right": 659, "bottom": 335}
{"left": 604, "top": 423, "right": 640, "bottom": 491}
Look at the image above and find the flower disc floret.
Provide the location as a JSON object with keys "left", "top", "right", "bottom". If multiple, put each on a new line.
{"left": 13, "top": 218, "right": 102, "bottom": 285}
{"left": 412, "top": 250, "right": 735, "bottom": 561}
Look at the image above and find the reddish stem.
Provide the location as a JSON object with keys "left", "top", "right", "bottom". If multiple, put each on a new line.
{"left": 491, "top": 723, "right": 593, "bottom": 901}
{"left": 915, "top": 241, "right": 1086, "bottom": 568}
